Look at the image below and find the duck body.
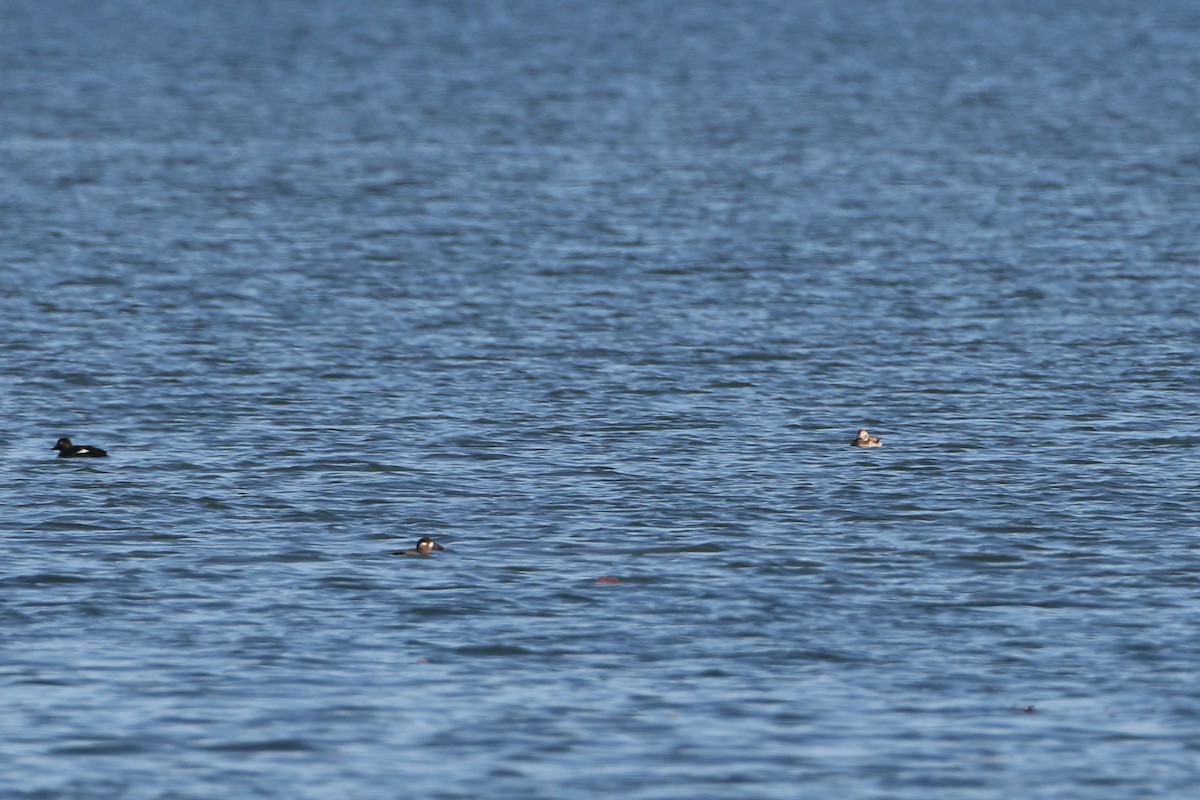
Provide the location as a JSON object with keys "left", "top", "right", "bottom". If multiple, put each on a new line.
{"left": 53, "top": 437, "right": 108, "bottom": 458}
{"left": 851, "top": 429, "right": 882, "bottom": 448}
{"left": 393, "top": 536, "right": 447, "bottom": 557}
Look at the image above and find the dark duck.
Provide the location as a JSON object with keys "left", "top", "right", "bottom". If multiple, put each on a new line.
{"left": 53, "top": 437, "right": 108, "bottom": 458}
{"left": 393, "top": 537, "right": 447, "bottom": 557}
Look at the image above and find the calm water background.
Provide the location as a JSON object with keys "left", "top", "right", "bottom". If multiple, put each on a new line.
{"left": 2, "top": 1, "right": 1199, "bottom": 797}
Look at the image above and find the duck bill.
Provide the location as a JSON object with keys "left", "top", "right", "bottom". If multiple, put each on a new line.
{"left": 433, "top": 542, "right": 447, "bottom": 551}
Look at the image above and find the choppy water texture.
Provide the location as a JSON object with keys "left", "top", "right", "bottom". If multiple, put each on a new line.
{"left": 3, "top": 1, "right": 1200, "bottom": 797}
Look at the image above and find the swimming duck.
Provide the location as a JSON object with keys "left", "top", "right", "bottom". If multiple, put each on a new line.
{"left": 52, "top": 437, "right": 108, "bottom": 458}
{"left": 393, "top": 537, "right": 447, "bottom": 557}
{"left": 851, "top": 429, "right": 882, "bottom": 447}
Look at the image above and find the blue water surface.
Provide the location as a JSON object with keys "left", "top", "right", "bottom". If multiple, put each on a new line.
{"left": 2, "top": 1, "right": 1200, "bottom": 797}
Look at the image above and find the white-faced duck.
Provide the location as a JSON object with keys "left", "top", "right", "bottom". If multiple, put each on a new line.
{"left": 393, "top": 537, "right": 447, "bottom": 557}
{"left": 53, "top": 437, "right": 108, "bottom": 458}
{"left": 851, "top": 429, "right": 882, "bottom": 448}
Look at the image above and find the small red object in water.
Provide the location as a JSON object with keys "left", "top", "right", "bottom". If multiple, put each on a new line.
{"left": 595, "top": 576, "right": 621, "bottom": 584}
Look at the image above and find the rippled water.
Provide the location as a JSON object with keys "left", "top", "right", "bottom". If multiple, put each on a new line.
{"left": 3, "top": 1, "right": 1200, "bottom": 797}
